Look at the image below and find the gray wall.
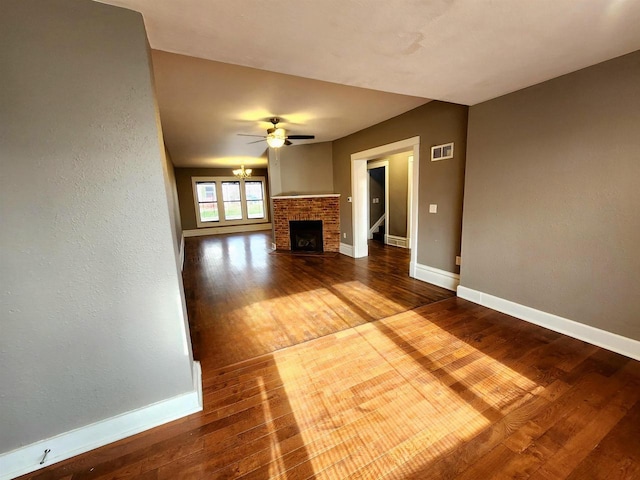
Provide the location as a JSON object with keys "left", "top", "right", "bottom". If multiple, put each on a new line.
{"left": 0, "top": 0, "right": 195, "bottom": 453}
{"left": 175, "top": 167, "right": 269, "bottom": 230}
{"left": 333, "top": 101, "right": 468, "bottom": 273}
{"left": 269, "top": 142, "right": 334, "bottom": 196}
{"left": 387, "top": 152, "right": 410, "bottom": 238}
{"left": 163, "top": 148, "right": 183, "bottom": 249}
{"left": 461, "top": 50, "right": 640, "bottom": 341}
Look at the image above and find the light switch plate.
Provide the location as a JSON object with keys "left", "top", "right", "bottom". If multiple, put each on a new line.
{"left": 429, "top": 204, "right": 438, "bottom": 213}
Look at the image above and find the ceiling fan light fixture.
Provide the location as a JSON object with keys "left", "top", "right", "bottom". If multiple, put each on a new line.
{"left": 266, "top": 127, "right": 286, "bottom": 148}
{"left": 233, "top": 165, "right": 252, "bottom": 178}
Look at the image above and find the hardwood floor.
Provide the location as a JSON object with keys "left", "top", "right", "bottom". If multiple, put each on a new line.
{"left": 20, "top": 233, "right": 640, "bottom": 479}
{"left": 183, "top": 233, "right": 453, "bottom": 369}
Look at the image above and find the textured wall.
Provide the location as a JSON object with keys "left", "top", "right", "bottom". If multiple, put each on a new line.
{"left": 461, "top": 51, "right": 640, "bottom": 341}
{"left": 333, "top": 101, "right": 468, "bottom": 273}
{"left": 272, "top": 142, "right": 334, "bottom": 196}
{"left": 0, "top": 0, "right": 195, "bottom": 453}
{"left": 163, "top": 148, "right": 183, "bottom": 249}
{"left": 387, "top": 152, "right": 410, "bottom": 238}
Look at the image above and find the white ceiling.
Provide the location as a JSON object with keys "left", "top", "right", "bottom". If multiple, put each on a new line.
{"left": 98, "top": 0, "right": 640, "bottom": 167}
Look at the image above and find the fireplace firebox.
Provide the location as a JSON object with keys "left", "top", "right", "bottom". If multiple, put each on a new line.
{"left": 289, "top": 220, "right": 323, "bottom": 252}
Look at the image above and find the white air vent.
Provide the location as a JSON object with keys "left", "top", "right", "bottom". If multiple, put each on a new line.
{"left": 431, "top": 142, "right": 454, "bottom": 161}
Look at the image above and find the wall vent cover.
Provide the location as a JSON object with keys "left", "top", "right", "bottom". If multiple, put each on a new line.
{"left": 431, "top": 142, "right": 454, "bottom": 161}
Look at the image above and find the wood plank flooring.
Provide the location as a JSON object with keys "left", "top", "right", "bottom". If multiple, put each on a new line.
{"left": 19, "top": 233, "right": 640, "bottom": 479}
{"left": 182, "top": 233, "right": 453, "bottom": 369}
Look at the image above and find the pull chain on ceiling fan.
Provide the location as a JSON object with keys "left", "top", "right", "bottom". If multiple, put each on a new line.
{"left": 238, "top": 118, "right": 315, "bottom": 148}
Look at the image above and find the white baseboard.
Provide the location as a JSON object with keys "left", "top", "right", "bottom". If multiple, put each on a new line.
{"left": 385, "top": 235, "right": 408, "bottom": 248}
{"left": 0, "top": 362, "right": 203, "bottom": 480}
{"left": 179, "top": 234, "right": 185, "bottom": 271}
{"left": 340, "top": 242, "right": 354, "bottom": 257}
{"left": 457, "top": 286, "right": 640, "bottom": 361}
{"left": 183, "top": 223, "right": 272, "bottom": 238}
{"left": 412, "top": 263, "right": 460, "bottom": 291}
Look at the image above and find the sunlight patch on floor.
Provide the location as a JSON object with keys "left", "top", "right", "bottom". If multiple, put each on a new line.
{"left": 231, "top": 287, "right": 370, "bottom": 337}
{"left": 265, "top": 304, "right": 540, "bottom": 478}
{"left": 256, "top": 376, "right": 287, "bottom": 478}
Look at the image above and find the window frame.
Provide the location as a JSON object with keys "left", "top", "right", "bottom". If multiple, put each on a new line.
{"left": 193, "top": 181, "right": 220, "bottom": 224}
{"left": 191, "top": 176, "right": 269, "bottom": 228}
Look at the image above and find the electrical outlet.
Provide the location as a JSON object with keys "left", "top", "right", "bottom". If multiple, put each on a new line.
{"left": 343, "top": 233, "right": 347, "bottom": 239}
{"left": 456, "top": 256, "right": 462, "bottom": 266}
{"left": 429, "top": 204, "right": 438, "bottom": 213}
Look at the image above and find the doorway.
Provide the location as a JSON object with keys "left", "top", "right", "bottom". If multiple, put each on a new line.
{"left": 367, "top": 160, "right": 388, "bottom": 244}
{"left": 351, "top": 137, "right": 420, "bottom": 277}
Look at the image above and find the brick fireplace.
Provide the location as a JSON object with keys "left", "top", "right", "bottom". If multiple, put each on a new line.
{"left": 272, "top": 194, "right": 340, "bottom": 252}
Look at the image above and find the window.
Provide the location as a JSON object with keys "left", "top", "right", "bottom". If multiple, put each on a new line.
{"left": 192, "top": 176, "right": 268, "bottom": 228}
{"left": 222, "top": 181, "right": 242, "bottom": 220}
{"left": 245, "top": 181, "right": 265, "bottom": 219}
{"left": 195, "top": 182, "right": 219, "bottom": 223}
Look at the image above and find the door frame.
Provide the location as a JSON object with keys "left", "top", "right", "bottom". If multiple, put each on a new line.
{"left": 350, "top": 136, "right": 420, "bottom": 276}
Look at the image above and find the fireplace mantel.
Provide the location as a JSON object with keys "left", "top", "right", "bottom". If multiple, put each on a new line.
{"left": 272, "top": 194, "right": 340, "bottom": 252}
{"left": 271, "top": 194, "right": 340, "bottom": 200}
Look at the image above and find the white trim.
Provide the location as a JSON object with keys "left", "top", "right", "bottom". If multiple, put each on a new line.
{"left": 457, "top": 286, "right": 640, "bottom": 361}
{"left": 366, "top": 159, "right": 389, "bottom": 170}
{"left": 369, "top": 214, "right": 386, "bottom": 239}
{"left": 351, "top": 156, "right": 369, "bottom": 258}
{"left": 413, "top": 263, "right": 460, "bottom": 291}
{"left": 271, "top": 194, "right": 340, "bottom": 199}
{"left": 408, "top": 148, "right": 420, "bottom": 268}
{"left": 183, "top": 223, "right": 272, "bottom": 238}
{"left": 0, "top": 362, "right": 203, "bottom": 480}
{"left": 192, "top": 361, "right": 203, "bottom": 412}
{"left": 351, "top": 137, "right": 420, "bottom": 161}
{"left": 340, "top": 242, "right": 354, "bottom": 257}
{"left": 179, "top": 234, "right": 185, "bottom": 271}
{"left": 351, "top": 137, "right": 419, "bottom": 260}
{"left": 386, "top": 235, "right": 408, "bottom": 248}
{"left": 407, "top": 155, "right": 413, "bottom": 245}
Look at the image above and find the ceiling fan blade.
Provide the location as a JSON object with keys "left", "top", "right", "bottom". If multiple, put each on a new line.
{"left": 284, "top": 140, "right": 292, "bottom": 146}
{"left": 237, "top": 133, "right": 266, "bottom": 138}
{"left": 286, "top": 135, "right": 315, "bottom": 140}
{"left": 247, "top": 139, "right": 266, "bottom": 144}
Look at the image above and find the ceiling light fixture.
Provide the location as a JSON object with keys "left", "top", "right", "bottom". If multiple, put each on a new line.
{"left": 266, "top": 127, "right": 286, "bottom": 148}
{"left": 232, "top": 165, "right": 252, "bottom": 179}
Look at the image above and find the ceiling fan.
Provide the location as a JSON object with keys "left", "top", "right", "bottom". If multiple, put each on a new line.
{"left": 238, "top": 118, "right": 315, "bottom": 148}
